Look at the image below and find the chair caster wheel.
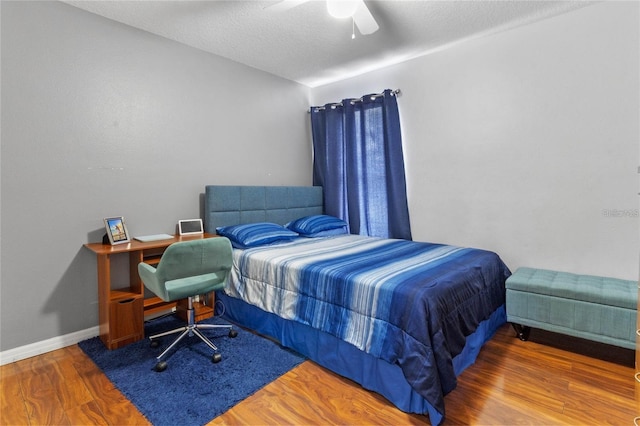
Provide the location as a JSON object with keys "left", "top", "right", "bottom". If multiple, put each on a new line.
{"left": 212, "top": 353, "right": 222, "bottom": 363}
{"left": 150, "top": 339, "right": 160, "bottom": 348}
{"left": 229, "top": 329, "right": 238, "bottom": 338}
{"left": 154, "top": 361, "right": 168, "bottom": 372}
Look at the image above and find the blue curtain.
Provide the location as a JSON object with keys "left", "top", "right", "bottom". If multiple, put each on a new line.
{"left": 311, "top": 89, "right": 412, "bottom": 240}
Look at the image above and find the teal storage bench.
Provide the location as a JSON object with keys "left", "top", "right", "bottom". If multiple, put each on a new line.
{"left": 506, "top": 267, "right": 637, "bottom": 350}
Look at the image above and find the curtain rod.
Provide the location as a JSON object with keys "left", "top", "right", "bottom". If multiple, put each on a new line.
{"left": 309, "top": 89, "right": 401, "bottom": 112}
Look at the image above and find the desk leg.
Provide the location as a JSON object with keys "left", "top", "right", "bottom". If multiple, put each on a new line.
{"left": 129, "top": 251, "right": 144, "bottom": 294}
{"left": 97, "top": 252, "right": 144, "bottom": 349}
{"left": 96, "top": 254, "right": 111, "bottom": 348}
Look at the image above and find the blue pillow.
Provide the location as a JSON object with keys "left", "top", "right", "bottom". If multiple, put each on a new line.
{"left": 216, "top": 222, "right": 299, "bottom": 249}
{"left": 302, "top": 227, "right": 349, "bottom": 238}
{"left": 286, "top": 215, "right": 349, "bottom": 237}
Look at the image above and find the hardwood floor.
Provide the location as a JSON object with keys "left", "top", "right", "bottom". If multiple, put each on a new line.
{"left": 1, "top": 324, "right": 636, "bottom": 425}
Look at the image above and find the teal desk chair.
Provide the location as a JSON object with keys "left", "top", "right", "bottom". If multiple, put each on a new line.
{"left": 138, "top": 237, "right": 237, "bottom": 372}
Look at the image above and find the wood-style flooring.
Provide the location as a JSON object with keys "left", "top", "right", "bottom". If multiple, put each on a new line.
{"left": 1, "top": 324, "right": 637, "bottom": 425}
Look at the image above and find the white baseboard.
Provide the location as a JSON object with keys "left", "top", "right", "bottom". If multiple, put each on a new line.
{"left": 0, "top": 326, "right": 100, "bottom": 366}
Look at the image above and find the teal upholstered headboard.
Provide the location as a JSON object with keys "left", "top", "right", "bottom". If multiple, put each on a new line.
{"left": 204, "top": 185, "right": 323, "bottom": 234}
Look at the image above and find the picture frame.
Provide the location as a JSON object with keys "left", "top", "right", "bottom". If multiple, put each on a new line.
{"left": 103, "top": 216, "right": 131, "bottom": 245}
{"left": 178, "top": 218, "right": 204, "bottom": 236}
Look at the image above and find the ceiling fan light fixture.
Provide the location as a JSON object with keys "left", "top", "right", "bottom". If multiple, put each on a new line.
{"left": 327, "top": 0, "right": 358, "bottom": 19}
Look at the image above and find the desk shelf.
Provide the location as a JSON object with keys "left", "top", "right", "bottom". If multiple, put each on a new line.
{"left": 144, "top": 296, "right": 177, "bottom": 316}
{"left": 140, "top": 247, "right": 165, "bottom": 266}
{"left": 110, "top": 288, "right": 141, "bottom": 302}
{"left": 84, "top": 234, "right": 216, "bottom": 350}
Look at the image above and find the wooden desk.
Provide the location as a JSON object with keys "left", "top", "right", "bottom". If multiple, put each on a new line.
{"left": 84, "top": 234, "right": 217, "bottom": 349}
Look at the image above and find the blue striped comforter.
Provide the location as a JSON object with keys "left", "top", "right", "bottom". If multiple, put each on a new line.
{"left": 225, "top": 235, "right": 510, "bottom": 415}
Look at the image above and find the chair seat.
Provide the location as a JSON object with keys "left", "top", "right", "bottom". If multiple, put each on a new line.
{"left": 164, "top": 271, "right": 227, "bottom": 302}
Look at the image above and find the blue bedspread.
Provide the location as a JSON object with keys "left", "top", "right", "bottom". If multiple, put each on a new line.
{"left": 225, "top": 235, "right": 510, "bottom": 417}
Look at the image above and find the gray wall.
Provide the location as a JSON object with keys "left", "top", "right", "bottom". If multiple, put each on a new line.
{"left": 312, "top": 1, "right": 639, "bottom": 281}
{"left": 0, "top": 1, "right": 311, "bottom": 351}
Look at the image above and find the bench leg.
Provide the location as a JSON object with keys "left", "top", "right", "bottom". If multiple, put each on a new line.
{"left": 510, "top": 323, "right": 531, "bottom": 341}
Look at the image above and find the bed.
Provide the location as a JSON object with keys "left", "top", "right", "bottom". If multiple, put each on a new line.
{"left": 204, "top": 185, "right": 510, "bottom": 425}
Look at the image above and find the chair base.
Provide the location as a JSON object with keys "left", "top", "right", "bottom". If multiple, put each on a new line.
{"left": 149, "top": 297, "right": 237, "bottom": 371}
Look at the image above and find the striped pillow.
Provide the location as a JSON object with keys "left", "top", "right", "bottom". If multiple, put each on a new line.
{"left": 216, "top": 222, "right": 299, "bottom": 249}
{"left": 286, "top": 215, "right": 349, "bottom": 237}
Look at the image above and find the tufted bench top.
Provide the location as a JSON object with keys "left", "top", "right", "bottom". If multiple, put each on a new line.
{"left": 506, "top": 267, "right": 637, "bottom": 310}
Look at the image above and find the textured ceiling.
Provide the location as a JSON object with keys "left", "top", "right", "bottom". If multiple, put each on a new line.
{"left": 63, "top": 0, "right": 592, "bottom": 88}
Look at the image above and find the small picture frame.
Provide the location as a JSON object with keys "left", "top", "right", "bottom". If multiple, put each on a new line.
{"left": 178, "top": 219, "right": 204, "bottom": 236}
{"left": 104, "top": 216, "right": 130, "bottom": 245}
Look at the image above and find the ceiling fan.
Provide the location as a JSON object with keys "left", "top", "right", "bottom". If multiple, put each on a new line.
{"left": 269, "top": 0, "right": 379, "bottom": 36}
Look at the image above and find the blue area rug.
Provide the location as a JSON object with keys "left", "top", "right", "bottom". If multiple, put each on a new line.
{"left": 78, "top": 314, "right": 305, "bottom": 425}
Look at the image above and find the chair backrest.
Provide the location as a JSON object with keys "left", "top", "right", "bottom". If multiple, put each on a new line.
{"left": 153, "top": 237, "right": 233, "bottom": 283}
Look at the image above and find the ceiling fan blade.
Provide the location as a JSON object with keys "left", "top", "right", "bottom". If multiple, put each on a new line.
{"left": 266, "top": 0, "right": 310, "bottom": 11}
{"left": 353, "top": 0, "right": 379, "bottom": 35}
